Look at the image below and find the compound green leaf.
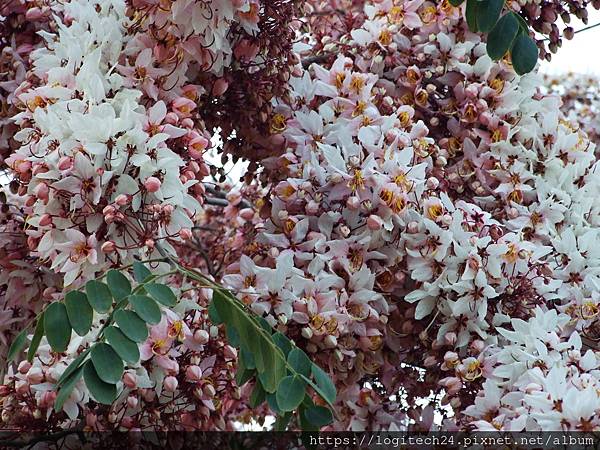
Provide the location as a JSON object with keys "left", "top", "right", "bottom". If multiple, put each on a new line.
{"left": 65, "top": 291, "right": 93, "bottom": 336}
{"left": 44, "top": 302, "right": 71, "bottom": 353}
{"left": 83, "top": 361, "right": 117, "bottom": 405}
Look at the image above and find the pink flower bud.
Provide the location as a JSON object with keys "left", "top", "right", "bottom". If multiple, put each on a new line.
{"left": 445, "top": 377, "right": 462, "bottom": 395}
{"left": 179, "top": 228, "right": 192, "bottom": 240}
{"left": 367, "top": 215, "right": 383, "bottom": 230}
{"left": 121, "top": 416, "right": 134, "bottom": 429}
{"left": 101, "top": 241, "right": 116, "bottom": 253}
{"left": 239, "top": 208, "right": 255, "bottom": 220}
{"left": 470, "top": 340, "right": 485, "bottom": 354}
{"left": 347, "top": 196, "right": 360, "bottom": 209}
{"left": 15, "top": 380, "right": 29, "bottom": 395}
{"left": 444, "top": 332, "right": 457, "bottom": 346}
{"left": 212, "top": 78, "right": 229, "bottom": 96}
{"left": 18, "top": 361, "right": 32, "bottom": 374}
{"left": 17, "top": 160, "right": 31, "bottom": 174}
{"left": 35, "top": 183, "right": 49, "bottom": 201}
{"left": 203, "top": 383, "right": 216, "bottom": 398}
{"left": 42, "top": 287, "right": 56, "bottom": 299}
{"left": 165, "top": 112, "right": 179, "bottom": 124}
{"left": 193, "top": 329, "right": 209, "bottom": 344}
{"left": 145, "top": 239, "right": 155, "bottom": 249}
{"left": 25, "top": 196, "right": 36, "bottom": 207}
{"left": 123, "top": 372, "right": 137, "bottom": 389}
{"left": 324, "top": 335, "right": 338, "bottom": 348}
{"left": 142, "top": 389, "right": 155, "bottom": 402}
{"left": 186, "top": 365, "right": 203, "bottom": 382}
{"left": 58, "top": 156, "right": 73, "bottom": 171}
{"left": 163, "top": 376, "right": 178, "bottom": 393}
{"left": 26, "top": 7, "right": 44, "bottom": 20}
{"left": 223, "top": 345, "right": 237, "bottom": 359}
{"left": 127, "top": 395, "right": 138, "bottom": 408}
{"left": 39, "top": 213, "right": 52, "bottom": 226}
{"left": 26, "top": 367, "right": 44, "bottom": 384}
{"left": 426, "top": 177, "right": 439, "bottom": 189}
{"left": 144, "top": 176, "right": 161, "bottom": 193}
{"left": 115, "top": 194, "right": 130, "bottom": 206}
{"left": 39, "top": 391, "right": 56, "bottom": 408}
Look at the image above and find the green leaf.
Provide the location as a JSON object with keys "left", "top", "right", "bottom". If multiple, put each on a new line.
{"left": 65, "top": 291, "right": 93, "bottom": 336}
{"left": 257, "top": 345, "right": 286, "bottom": 393}
{"left": 27, "top": 315, "right": 45, "bottom": 363}
{"left": 207, "top": 302, "right": 222, "bottom": 324}
{"left": 83, "top": 361, "right": 117, "bottom": 405}
{"left": 267, "top": 392, "right": 281, "bottom": 414}
{"left": 226, "top": 325, "right": 241, "bottom": 348}
{"left": 511, "top": 11, "right": 529, "bottom": 32}
{"left": 448, "top": 0, "right": 464, "bottom": 5}
{"left": 212, "top": 291, "right": 232, "bottom": 325}
{"left": 7, "top": 327, "right": 28, "bottom": 362}
{"left": 476, "top": 0, "right": 504, "bottom": 33}
{"left": 311, "top": 363, "right": 336, "bottom": 405}
{"left": 274, "top": 412, "right": 293, "bottom": 431}
{"left": 57, "top": 348, "right": 90, "bottom": 386}
{"left": 104, "top": 326, "right": 140, "bottom": 364}
{"left": 240, "top": 348, "right": 256, "bottom": 369}
{"left": 303, "top": 405, "right": 334, "bottom": 427}
{"left": 487, "top": 13, "right": 519, "bottom": 60}
{"left": 235, "top": 366, "right": 255, "bottom": 386}
{"left": 85, "top": 280, "right": 113, "bottom": 313}
{"left": 276, "top": 375, "right": 306, "bottom": 412}
{"left": 106, "top": 270, "right": 131, "bottom": 301}
{"left": 510, "top": 33, "right": 538, "bottom": 75}
{"left": 91, "top": 343, "right": 124, "bottom": 384}
{"left": 288, "top": 348, "right": 312, "bottom": 378}
{"left": 144, "top": 283, "right": 177, "bottom": 307}
{"left": 44, "top": 302, "right": 71, "bottom": 353}
{"left": 272, "top": 332, "right": 293, "bottom": 356}
{"left": 132, "top": 261, "right": 152, "bottom": 283}
{"left": 465, "top": 0, "right": 479, "bottom": 32}
{"left": 55, "top": 365, "right": 84, "bottom": 412}
{"left": 249, "top": 382, "right": 266, "bottom": 408}
{"left": 114, "top": 310, "right": 149, "bottom": 343}
{"left": 256, "top": 316, "right": 272, "bottom": 333}
{"left": 298, "top": 405, "right": 319, "bottom": 432}
{"left": 129, "top": 295, "right": 161, "bottom": 325}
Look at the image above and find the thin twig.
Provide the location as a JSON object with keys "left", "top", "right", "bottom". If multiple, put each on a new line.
{"left": 542, "top": 21, "right": 600, "bottom": 41}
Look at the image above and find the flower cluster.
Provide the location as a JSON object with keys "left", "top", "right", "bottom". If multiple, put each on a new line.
{"left": 464, "top": 308, "right": 600, "bottom": 431}
{"left": 2, "top": 0, "right": 600, "bottom": 435}
{"left": 219, "top": 0, "right": 600, "bottom": 430}
{"left": 544, "top": 72, "right": 600, "bottom": 149}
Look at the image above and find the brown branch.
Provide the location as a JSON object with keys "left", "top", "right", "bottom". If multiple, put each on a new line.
{"left": 301, "top": 53, "right": 332, "bottom": 69}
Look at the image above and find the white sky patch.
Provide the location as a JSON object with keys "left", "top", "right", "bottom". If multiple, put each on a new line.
{"left": 539, "top": 9, "right": 600, "bottom": 75}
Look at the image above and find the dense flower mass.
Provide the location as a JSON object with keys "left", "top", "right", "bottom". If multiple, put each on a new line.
{"left": 1, "top": 0, "right": 600, "bottom": 435}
